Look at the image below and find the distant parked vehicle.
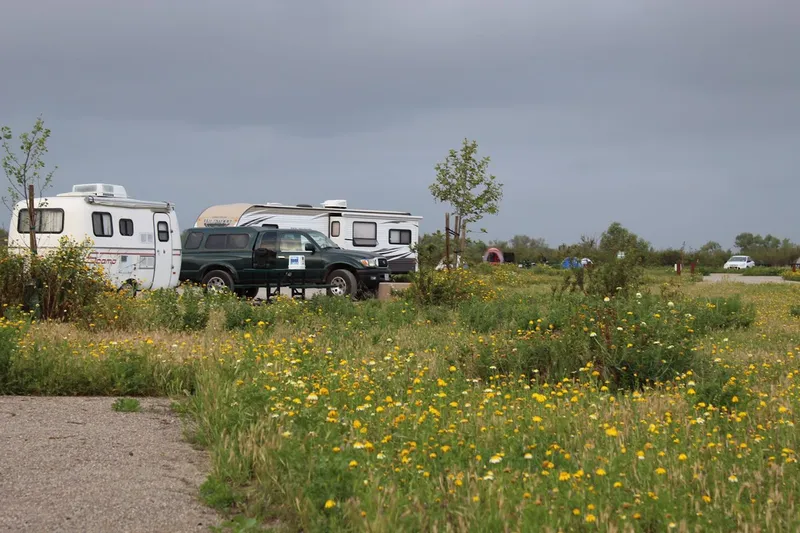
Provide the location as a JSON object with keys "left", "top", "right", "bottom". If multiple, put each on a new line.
{"left": 723, "top": 255, "right": 756, "bottom": 270}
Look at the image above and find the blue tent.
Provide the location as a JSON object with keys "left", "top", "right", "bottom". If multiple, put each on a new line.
{"left": 561, "top": 257, "right": 581, "bottom": 269}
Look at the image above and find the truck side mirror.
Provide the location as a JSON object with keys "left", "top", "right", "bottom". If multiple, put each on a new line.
{"left": 305, "top": 243, "right": 315, "bottom": 253}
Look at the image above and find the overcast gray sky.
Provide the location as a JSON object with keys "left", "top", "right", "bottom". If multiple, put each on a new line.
{"left": 1, "top": 0, "right": 798, "bottom": 250}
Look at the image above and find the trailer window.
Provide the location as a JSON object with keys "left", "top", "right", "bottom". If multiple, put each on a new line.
{"left": 352, "top": 222, "right": 377, "bottom": 247}
{"left": 119, "top": 218, "right": 134, "bottom": 236}
{"left": 184, "top": 232, "right": 203, "bottom": 249}
{"left": 157, "top": 221, "right": 170, "bottom": 242}
{"left": 92, "top": 212, "right": 113, "bottom": 237}
{"left": 330, "top": 220, "right": 340, "bottom": 237}
{"left": 17, "top": 208, "right": 64, "bottom": 234}
{"left": 389, "top": 229, "right": 412, "bottom": 245}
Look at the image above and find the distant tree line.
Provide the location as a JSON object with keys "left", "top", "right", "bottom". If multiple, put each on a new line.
{"left": 416, "top": 222, "right": 800, "bottom": 269}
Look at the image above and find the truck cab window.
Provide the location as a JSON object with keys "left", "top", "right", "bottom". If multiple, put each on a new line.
{"left": 256, "top": 231, "right": 278, "bottom": 257}
{"left": 279, "top": 232, "right": 312, "bottom": 252}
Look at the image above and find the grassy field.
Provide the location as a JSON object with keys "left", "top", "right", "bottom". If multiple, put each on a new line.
{"left": 2, "top": 265, "right": 799, "bottom": 532}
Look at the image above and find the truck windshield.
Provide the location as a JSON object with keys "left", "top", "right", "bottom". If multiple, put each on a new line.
{"left": 306, "top": 230, "right": 340, "bottom": 249}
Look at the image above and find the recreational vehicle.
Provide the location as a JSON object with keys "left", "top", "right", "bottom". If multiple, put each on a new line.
{"left": 7, "top": 183, "right": 182, "bottom": 291}
{"left": 193, "top": 200, "right": 422, "bottom": 273}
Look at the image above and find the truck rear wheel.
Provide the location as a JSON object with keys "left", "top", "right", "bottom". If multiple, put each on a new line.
{"left": 326, "top": 269, "right": 357, "bottom": 297}
{"left": 202, "top": 270, "right": 234, "bottom": 293}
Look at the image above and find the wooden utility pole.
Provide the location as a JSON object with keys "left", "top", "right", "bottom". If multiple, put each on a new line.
{"left": 27, "top": 184, "right": 37, "bottom": 254}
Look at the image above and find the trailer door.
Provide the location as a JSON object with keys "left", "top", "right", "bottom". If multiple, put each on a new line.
{"left": 328, "top": 214, "right": 346, "bottom": 248}
{"left": 152, "top": 213, "right": 173, "bottom": 289}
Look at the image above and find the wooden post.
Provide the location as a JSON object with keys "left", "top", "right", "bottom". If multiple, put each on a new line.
{"left": 460, "top": 219, "right": 467, "bottom": 267}
{"left": 453, "top": 215, "right": 461, "bottom": 268}
{"left": 444, "top": 213, "right": 451, "bottom": 270}
{"left": 27, "top": 184, "right": 37, "bottom": 254}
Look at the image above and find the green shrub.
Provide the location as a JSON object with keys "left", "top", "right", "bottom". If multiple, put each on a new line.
{"left": 782, "top": 270, "right": 800, "bottom": 282}
{"left": 0, "top": 237, "right": 112, "bottom": 321}
{"left": 405, "top": 267, "right": 496, "bottom": 307}
{"left": 0, "top": 318, "right": 24, "bottom": 393}
{"left": 741, "top": 266, "right": 789, "bottom": 276}
{"left": 473, "top": 292, "right": 755, "bottom": 390}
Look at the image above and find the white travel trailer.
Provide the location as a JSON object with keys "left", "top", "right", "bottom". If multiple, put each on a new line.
{"left": 7, "top": 183, "right": 182, "bottom": 291}
{"left": 193, "top": 200, "right": 422, "bottom": 273}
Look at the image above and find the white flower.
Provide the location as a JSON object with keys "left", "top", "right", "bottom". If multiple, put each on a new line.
{"left": 668, "top": 301, "right": 675, "bottom": 307}
{"left": 636, "top": 292, "right": 642, "bottom": 299}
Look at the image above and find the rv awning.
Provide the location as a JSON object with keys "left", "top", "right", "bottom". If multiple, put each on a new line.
{"left": 84, "top": 196, "right": 174, "bottom": 211}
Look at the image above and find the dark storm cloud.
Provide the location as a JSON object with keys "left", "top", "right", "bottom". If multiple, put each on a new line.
{"left": 0, "top": 0, "right": 798, "bottom": 248}
{"left": 3, "top": 0, "right": 798, "bottom": 136}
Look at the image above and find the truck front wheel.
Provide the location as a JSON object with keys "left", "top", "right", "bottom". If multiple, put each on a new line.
{"left": 202, "top": 270, "right": 234, "bottom": 293}
{"left": 326, "top": 269, "right": 357, "bottom": 297}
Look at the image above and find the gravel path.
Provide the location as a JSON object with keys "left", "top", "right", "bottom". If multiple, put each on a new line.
{"left": 703, "top": 273, "right": 786, "bottom": 284}
{"left": 0, "top": 396, "right": 221, "bottom": 533}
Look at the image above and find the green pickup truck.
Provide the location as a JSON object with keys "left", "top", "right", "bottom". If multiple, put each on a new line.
{"left": 179, "top": 227, "right": 392, "bottom": 298}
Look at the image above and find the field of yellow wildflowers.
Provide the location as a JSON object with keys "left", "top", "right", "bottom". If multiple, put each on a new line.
{"left": 2, "top": 265, "right": 799, "bottom": 532}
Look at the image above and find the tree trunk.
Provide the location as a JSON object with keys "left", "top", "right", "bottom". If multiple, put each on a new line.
{"left": 27, "top": 184, "right": 37, "bottom": 255}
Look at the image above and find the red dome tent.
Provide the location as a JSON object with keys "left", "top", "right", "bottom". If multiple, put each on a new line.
{"left": 482, "top": 247, "right": 504, "bottom": 265}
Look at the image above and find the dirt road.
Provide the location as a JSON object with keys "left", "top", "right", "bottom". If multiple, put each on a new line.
{"left": 0, "top": 396, "right": 220, "bottom": 533}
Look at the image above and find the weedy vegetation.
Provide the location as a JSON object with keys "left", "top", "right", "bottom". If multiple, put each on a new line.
{"left": 2, "top": 240, "right": 800, "bottom": 532}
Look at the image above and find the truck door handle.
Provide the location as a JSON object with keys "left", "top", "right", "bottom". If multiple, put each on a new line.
{"left": 277, "top": 255, "right": 286, "bottom": 259}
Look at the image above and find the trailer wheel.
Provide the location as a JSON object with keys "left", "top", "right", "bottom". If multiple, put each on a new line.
{"left": 118, "top": 280, "right": 138, "bottom": 298}
{"left": 326, "top": 269, "right": 357, "bottom": 297}
{"left": 202, "top": 270, "right": 234, "bottom": 293}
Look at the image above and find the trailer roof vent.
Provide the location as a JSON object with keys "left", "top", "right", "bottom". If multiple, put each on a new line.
{"left": 322, "top": 199, "right": 347, "bottom": 209}
{"left": 296, "top": 203, "right": 313, "bottom": 208}
{"left": 69, "top": 183, "right": 128, "bottom": 198}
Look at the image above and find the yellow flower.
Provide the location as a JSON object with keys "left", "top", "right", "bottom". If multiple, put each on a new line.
{"left": 324, "top": 499, "right": 336, "bottom": 509}
{"left": 605, "top": 427, "right": 619, "bottom": 437}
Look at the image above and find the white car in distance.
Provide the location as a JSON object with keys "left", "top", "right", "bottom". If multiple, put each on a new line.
{"left": 723, "top": 255, "right": 756, "bottom": 270}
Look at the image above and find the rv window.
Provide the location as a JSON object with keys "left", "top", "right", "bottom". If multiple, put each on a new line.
{"left": 389, "top": 229, "right": 412, "bottom": 245}
{"left": 204, "top": 234, "right": 227, "bottom": 249}
{"left": 119, "top": 218, "right": 134, "bottom": 236}
{"left": 17, "top": 208, "right": 64, "bottom": 234}
{"left": 157, "top": 221, "right": 170, "bottom": 242}
{"left": 227, "top": 234, "right": 250, "bottom": 249}
{"left": 184, "top": 232, "right": 203, "bottom": 249}
{"left": 352, "top": 221, "right": 377, "bottom": 247}
{"left": 92, "top": 212, "right": 113, "bottom": 237}
{"left": 330, "top": 220, "right": 340, "bottom": 237}
{"left": 261, "top": 224, "right": 278, "bottom": 229}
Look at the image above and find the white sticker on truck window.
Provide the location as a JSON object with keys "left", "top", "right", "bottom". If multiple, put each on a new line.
{"left": 288, "top": 255, "right": 306, "bottom": 270}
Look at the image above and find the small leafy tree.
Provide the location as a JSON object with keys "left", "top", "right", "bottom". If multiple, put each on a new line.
{"left": 429, "top": 138, "right": 503, "bottom": 236}
{"left": 1, "top": 115, "right": 58, "bottom": 254}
